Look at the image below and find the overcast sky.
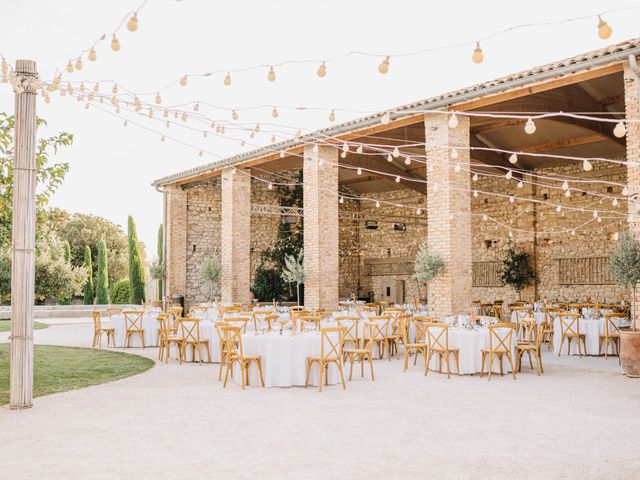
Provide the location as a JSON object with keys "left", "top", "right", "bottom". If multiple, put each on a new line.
{"left": 1, "top": 0, "right": 638, "bottom": 257}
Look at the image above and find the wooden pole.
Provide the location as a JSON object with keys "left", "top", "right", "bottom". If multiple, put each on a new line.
{"left": 9, "top": 59, "right": 38, "bottom": 409}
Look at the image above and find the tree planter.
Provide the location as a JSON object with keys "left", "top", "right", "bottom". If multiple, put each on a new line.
{"left": 620, "top": 330, "right": 640, "bottom": 377}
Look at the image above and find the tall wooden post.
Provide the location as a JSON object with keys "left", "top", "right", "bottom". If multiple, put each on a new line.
{"left": 9, "top": 59, "right": 38, "bottom": 409}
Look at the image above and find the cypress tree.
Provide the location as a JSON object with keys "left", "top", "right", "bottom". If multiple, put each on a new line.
{"left": 96, "top": 239, "right": 110, "bottom": 304}
{"left": 157, "top": 224, "right": 163, "bottom": 301}
{"left": 128, "top": 215, "right": 146, "bottom": 304}
{"left": 83, "top": 245, "right": 94, "bottom": 304}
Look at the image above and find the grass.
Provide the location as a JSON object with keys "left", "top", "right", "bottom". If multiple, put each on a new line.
{"left": 0, "top": 344, "right": 154, "bottom": 405}
{"left": 0, "top": 320, "right": 49, "bottom": 332}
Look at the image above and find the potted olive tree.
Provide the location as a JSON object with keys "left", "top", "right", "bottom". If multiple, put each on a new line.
{"left": 500, "top": 245, "right": 535, "bottom": 301}
{"left": 413, "top": 244, "right": 444, "bottom": 303}
{"left": 281, "top": 252, "right": 305, "bottom": 306}
{"left": 201, "top": 255, "right": 222, "bottom": 301}
{"left": 608, "top": 233, "right": 640, "bottom": 377}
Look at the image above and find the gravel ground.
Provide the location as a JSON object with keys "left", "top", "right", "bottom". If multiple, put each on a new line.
{"left": 1, "top": 320, "right": 639, "bottom": 480}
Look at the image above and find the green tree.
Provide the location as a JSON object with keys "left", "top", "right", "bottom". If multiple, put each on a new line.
{"left": 127, "top": 216, "right": 146, "bottom": 304}
{"left": 501, "top": 245, "right": 535, "bottom": 300}
{"left": 110, "top": 278, "right": 131, "bottom": 304}
{"left": 608, "top": 233, "right": 640, "bottom": 331}
{"left": 0, "top": 113, "right": 72, "bottom": 249}
{"left": 281, "top": 252, "right": 304, "bottom": 305}
{"left": 252, "top": 264, "right": 287, "bottom": 302}
{"left": 157, "top": 224, "right": 163, "bottom": 301}
{"left": 95, "top": 239, "right": 110, "bottom": 304}
{"left": 49, "top": 210, "right": 130, "bottom": 287}
{"left": 201, "top": 255, "right": 221, "bottom": 299}
{"left": 58, "top": 240, "right": 73, "bottom": 304}
{"left": 413, "top": 244, "right": 445, "bottom": 301}
{"left": 83, "top": 245, "right": 94, "bottom": 305}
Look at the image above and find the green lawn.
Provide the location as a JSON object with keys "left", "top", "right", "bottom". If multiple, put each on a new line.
{"left": 0, "top": 319, "right": 49, "bottom": 332}
{"left": 0, "top": 344, "right": 154, "bottom": 405}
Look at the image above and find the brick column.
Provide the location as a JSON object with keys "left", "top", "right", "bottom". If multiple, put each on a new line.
{"left": 624, "top": 63, "right": 640, "bottom": 326}
{"left": 424, "top": 114, "right": 472, "bottom": 319}
{"left": 221, "top": 167, "right": 251, "bottom": 304}
{"left": 165, "top": 185, "right": 187, "bottom": 301}
{"left": 304, "top": 145, "right": 339, "bottom": 309}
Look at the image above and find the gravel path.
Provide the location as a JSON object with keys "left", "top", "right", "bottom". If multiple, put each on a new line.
{"left": 1, "top": 320, "right": 639, "bottom": 480}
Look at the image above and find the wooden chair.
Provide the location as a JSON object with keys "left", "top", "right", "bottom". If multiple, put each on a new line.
{"left": 516, "top": 318, "right": 537, "bottom": 345}
{"left": 215, "top": 321, "right": 229, "bottom": 380}
{"left": 365, "top": 302, "right": 380, "bottom": 315}
{"left": 106, "top": 307, "right": 123, "bottom": 319}
{"left": 481, "top": 323, "right": 516, "bottom": 380}
{"left": 305, "top": 327, "right": 346, "bottom": 392}
{"left": 343, "top": 321, "right": 375, "bottom": 381}
{"left": 122, "top": 310, "right": 145, "bottom": 348}
{"left": 479, "top": 302, "right": 494, "bottom": 316}
{"left": 387, "top": 313, "right": 409, "bottom": 359}
{"left": 263, "top": 314, "right": 280, "bottom": 330}
{"left": 511, "top": 306, "right": 533, "bottom": 324}
{"left": 516, "top": 323, "right": 545, "bottom": 375}
{"left": 368, "top": 315, "right": 392, "bottom": 360}
{"left": 403, "top": 317, "right": 427, "bottom": 371}
{"left": 91, "top": 310, "right": 114, "bottom": 348}
{"left": 542, "top": 307, "right": 562, "bottom": 350}
{"left": 300, "top": 315, "right": 322, "bottom": 330}
{"left": 166, "top": 306, "right": 183, "bottom": 334}
{"left": 189, "top": 305, "right": 209, "bottom": 318}
{"left": 424, "top": 323, "right": 459, "bottom": 378}
{"left": 178, "top": 317, "right": 211, "bottom": 365}
{"left": 492, "top": 303, "right": 504, "bottom": 321}
{"left": 599, "top": 313, "right": 625, "bottom": 359}
{"left": 156, "top": 313, "right": 183, "bottom": 363}
{"left": 225, "top": 316, "right": 251, "bottom": 333}
{"left": 220, "top": 325, "right": 264, "bottom": 389}
{"left": 238, "top": 311, "right": 259, "bottom": 330}
{"left": 558, "top": 313, "right": 586, "bottom": 357}
{"left": 335, "top": 316, "right": 360, "bottom": 352}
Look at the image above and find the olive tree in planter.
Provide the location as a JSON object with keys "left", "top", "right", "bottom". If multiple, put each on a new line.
{"left": 413, "top": 244, "right": 445, "bottom": 303}
{"left": 608, "top": 233, "right": 640, "bottom": 377}
{"left": 281, "top": 252, "right": 305, "bottom": 305}
{"left": 500, "top": 245, "right": 535, "bottom": 301}
{"left": 201, "top": 255, "right": 221, "bottom": 301}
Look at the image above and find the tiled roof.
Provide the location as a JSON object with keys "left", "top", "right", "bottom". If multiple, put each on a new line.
{"left": 153, "top": 37, "right": 640, "bottom": 187}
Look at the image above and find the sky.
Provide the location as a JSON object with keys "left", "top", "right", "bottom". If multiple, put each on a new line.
{"left": 0, "top": 0, "right": 638, "bottom": 257}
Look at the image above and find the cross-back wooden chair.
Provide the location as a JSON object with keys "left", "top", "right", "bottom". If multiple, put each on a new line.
{"left": 403, "top": 317, "right": 427, "bottom": 371}
{"left": 542, "top": 307, "right": 562, "bottom": 350}
{"left": 335, "top": 316, "right": 360, "bottom": 352}
{"left": 599, "top": 312, "right": 625, "bottom": 359}
{"left": 225, "top": 316, "right": 251, "bottom": 333}
{"left": 388, "top": 313, "right": 410, "bottom": 359}
{"left": 368, "top": 315, "right": 392, "bottom": 360}
{"left": 511, "top": 306, "right": 533, "bottom": 324}
{"left": 91, "top": 310, "right": 114, "bottom": 348}
{"left": 156, "top": 313, "right": 182, "bottom": 363}
{"left": 263, "top": 314, "right": 280, "bottom": 330}
{"left": 189, "top": 305, "right": 209, "bottom": 318}
{"left": 343, "top": 321, "right": 375, "bottom": 382}
{"left": 424, "top": 323, "right": 460, "bottom": 378}
{"left": 220, "top": 325, "right": 264, "bottom": 389}
{"left": 481, "top": 323, "right": 516, "bottom": 380}
{"left": 305, "top": 327, "right": 346, "bottom": 392}
{"left": 215, "top": 321, "right": 230, "bottom": 381}
{"left": 516, "top": 323, "right": 545, "bottom": 375}
{"left": 492, "top": 303, "right": 504, "bottom": 322}
{"left": 479, "top": 303, "right": 494, "bottom": 316}
{"left": 517, "top": 318, "right": 537, "bottom": 345}
{"left": 122, "top": 310, "right": 145, "bottom": 348}
{"left": 166, "top": 306, "right": 183, "bottom": 334}
{"left": 300, "top": 315, "right": 322, "bottom": 330}
{"left": 178, "top": 317, "right": 211, "bottom": 365}
{"left": 558, "top": 313, "right": 586, "bottom": 357}
{"left": 105, "top": 307, "right": 123, "bottom": 319}
{"left": 237, "top": 311, "right": 259, "bottom": 331}
{"left": 365, "top": 303, "right": 381, "bottom": 315}
{"left": 223, "top": 305, "right": 242, "bottom": 316}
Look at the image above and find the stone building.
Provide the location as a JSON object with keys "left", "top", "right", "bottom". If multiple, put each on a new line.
{"left": 153, "top": 39, "right": 640, "bottom": 319}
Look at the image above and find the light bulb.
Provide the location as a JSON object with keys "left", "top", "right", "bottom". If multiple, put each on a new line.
{"left": 268, "top": 182, "right": 273, "bottom": 190}
{"left": 381, "top": 112, "right": 391, "bottom": 124}
{"left": 448, "top": 112, "right": 458, "bottom": 129}
{"left": 163, "top": 109, "right": 169, "bottom": 118}
{"left": 451, "top": 148, "right": 459, "bottom": 159}
{"left": 179, "top": 75, "right": 187, "bottom": 87}
{"left": 509, "top": 195, "right": 515, "bottom": 203}
{"left": 75, "top": 58, "right": 83, "bottom": 71}
{"left": 375, "top": 201, "right": 380, "bottom": 208}
{"left": 482, "top": 214, "right": 488, "bottom": 221}
{"left": 356, "top": 145, "right": 363, "bottom": 154}
{"left": 272, "top": 107, "right": 279, "bottom": 118}
{"left": 79, "top": 83, "right": 85, "bottom": 92}
{"left": 597, "top": 15, "right": 612, "bottom": 40}
{"left": 123, "top": 120, "right": 128, "bottom": 127}
{"left": 378, "top": 56, "right": 390, "bottom": 74}
{"left": 622, "top": 186, "right": 629, "bottom": 196}
{"left": 517, "top": 181, "right": 524, "bottom": 189}
{"left": 561, "top": 180, "right": 569, "bottom": 191}
{"left": 254, "top": 123, "right": 260, "bottom": 133}
{"left": 583, "top": 159, "right": 593, "bottom": 171}
{"left": 112, "top": 84, "right": 118, "bottom": 94}
{"left": 508, "top": 230, "right": 513, "bottom": 238}
{"left": 181, "top": 113, "right": 187, "bottom": 122}
{"left": 267, "top": 66, "right": 276, "bottom": 82}
{"left": 147, "top": 108, "right": 153, "bottom": 118}
{"left": 404, "top": 157, "right": 411, "bottom": 165}
{"left": 613, "top": 198, "right": 619, "bottom": 207}
{"left": 593, "top": 210, "right": 599, "bottom": 219}
{"left": 392, "top": 146, "right": 400, "bottom": 158}
{"left": 317, "top": 62, "right": 326, "bottom": 78}
{"left": 88, "top": 49, "right": 97, "bottom": 61}
{"left": 155, "top": 93, "right": 161, "bottom": 104}
{"left": 224, "top": 73, "right": 232, "bottom": 86}
{"left": 472, "top": 173, "right": 478, "bottom": 182}
{"left": 198, "top": 150, "right": 203, "bottom": 157}
{"left": 473, "top": 190, "right": 478, "bottom": 198}
{"left": 454, "top": 163, "right": 461, "bottom": 173}
{"left": 329, "top": 109, "right": 336, "bottom": 122}
{"left": 416, "top": 209, "right": 422, "bottom": 215}
{"left": 342, "top": 143, "right": 349, "bottom": 153}
{"left": 395, "top": 176, "right": 401, "bottom": 183}
{"left": 66, "top": 61, "right": 73, "bottom": 73}
{"left": 509, "top": 153, "right": 518, "bottom": 164}
{"left": 505, "top": 170, "right": 512, "bottom": 180}
{"left": 387, "top": 154, "right": 393, "bottom": 162}
{"left": 556, "top": 205, "right": 562, "bottom": 213}
{"left": 524, "top": 118, "right": 536, "bottom": 134}
{"left": 193, "top": 102, "right": 200, "bottom": 112}
{"left": 340, "top": 151, "right": 347, "bottom": 159}
{"left": 127, "top": 13, "right": 138, "bottom": 32}
{"left": 232, "top": 110, "right": 238, "bottom": 120}
{"left": 111, "top": 35, "right": 121, "bottom": 51}
{"left": 160, "top": 135, "right": 165, "bottom": 142}
{"left": 565, "top": 189, "right": 571, "bottom": 198}
{"left": 571, "top": 229, "right": 576, "bottom": 236}
{"left": 472, "top": 42, "right": 484, "bottom": 64}
{"left": 339, "top": 196, "right": 344, "bottom": 204}
{"left": 613, "top": 121, "right": 626, "bottom": 138}
{"left": 357, "top": 168, "right": 362, "bottom": 175}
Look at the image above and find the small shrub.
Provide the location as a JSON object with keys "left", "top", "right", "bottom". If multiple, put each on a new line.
{"left": 110, "top": 279, "right": 130, "bottom": 304}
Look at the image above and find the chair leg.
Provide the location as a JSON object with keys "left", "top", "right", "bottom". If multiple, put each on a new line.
{"left": 304, "top": 360, "right": 311, "bottom": 389}
{"left": 558, "top": 336, "right": 564, "bottom": 356}
{"left": 455, "top": 351, "right": 460, "bottom": 375}
{"left": 499, "top": 355, "right": 504, "bottom": 377}
{"left": 445, "top": 352, "right": 451, "bottom": 379}
{"left": 318, "top": 363, "right": 324, "bottom": 392}
{"left": 206, "top": 342, "right": 211, "bottom": 363}
{"left": 348, "top": 355, "right": 354, "bottom": 381}
{"left": 223, "top": 360, "right": 231, "bottom": 388}
{"left": 480, "top": 352, "right": 486, "bottom": 378}
{"left": 403, "top": 349, "right": 409, "bottom": 371}
{"left": 337, "top": 361, "right": 346, "bottom": 390}
{"left": 257, "top": 359, "right": 265, "bottom": 387}
{"left": 369, "top": 354, "right": 375, "bottom": 381}
{"left": 507, "top": 354, "right": 516, "bottom": 380}
{"left": 488, "top": 352, "right": 494, "bottom": 381}
{"left": 360, "top": 355, "right": 364, "bottom": 378}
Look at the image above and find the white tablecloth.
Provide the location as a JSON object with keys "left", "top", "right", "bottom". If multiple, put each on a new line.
{"left": 112, "top": 313, "right": 159, "bottom": 347}
{"left": 426, "top": 327, "right": 516, "bottom": 375}
{"left": 553, "top": 316, "right": 630, "bottom": 356}
{"left": 170, "top": 320, "right": 222, "bottom": 362}
{"left": 234, "top": 332, "right": 343, "bottom": 388}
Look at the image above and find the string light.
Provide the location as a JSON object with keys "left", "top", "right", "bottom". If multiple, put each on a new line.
{"left": 472, "top": 42, "right": 484, "bottom": 64}
{"left": 75, "top": 58, "right": 83, "bottom": 71}
{"left": 454, "top": 163, "right": 461, "bottom": 173}
{"left": 224, "top": 73, "right": 232, "bottom": 86}
{"left": 357, "top": 168, "right": 363, "bottom": 175}
{"left": 268, "top": 182, "right": 274, "bottom": 190}
{"left": 329, "top": 109, "right": 336, "bottom": 122}
{"left": 404, "top": 157, "right": 411, "bottom": 165}
{"left": 597, "top": 15, "right": 612, "bottom": 40}
{"left": 614, "top": 121, "right": 626, "bottom": 138}
{"left": 127, "top": 13, "right": 138, "bottom": 32}
{"left": 583, "top": 159, "right": 593, "bottom": 171}
{"left": 448, "top": 112, "right": 458, "bottom": 129}
{"left": 317, "top": 62, "right": 327, "bottom": 78}
{"left": 524, "top": 118, "right": 536, "bottom": 134}
{"left": 65, "top": 61, "right": 73, "bottom": 73}
{"left": 378, "top": 56, "right": 390, "bottom": 74}
{"left": 339, "top": 196, "right": 344, "bottom": 204}
{"left": 561, "top": 180, "right": 569, "bottom": 191}
{"left": 509, "top": 153, "right": 518, "bottom": 164}
{"left": 416, "top": 208, "right": 422, "bottom": 215}
{"left": 180, "top": 75, "right": 188, "bottom": 87}
{"left": 111, "top": 34, "right": 121, "bottom": 52}
{"left": 375, "top": 200, "right": 381, "bottom": 208}
{"left": 88, "top": 49, "right": 97, "bottom": 62}
{"left": 356, "top": 145, "right": 364, "bottom": 154}
{"left": 272, "top": 107, "right": 279, "bottom": 118}
{"left": 505, "top": 170, "right": 513, "bottom": 180}
{"left": 387, "top": 154, "right": 393, "bottom": 162}
{"left": 517, "top": 180, "right": 524, "bottom": 188}
{"left": 232, "top": 110, "right": 239, "bottom": 120}
{"left": 267, "top": 66, "right": 276, "bottom": 82}
{"left": 451, "top": 148, "right": 459, "bottom": 159}
{"left": 193, "top": 102, "right": 200, "bottom": 112}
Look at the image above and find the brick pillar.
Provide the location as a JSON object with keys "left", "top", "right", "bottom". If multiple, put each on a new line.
{"left": 424, "top": 114, "right": 472, "bottom": 319}
{"left": 165, "top": 185, "right": 187, "bottom": 301}
{"left": 304, "top": 145, "right": 339, "bottom": 309}
{"left": 624, "top": 63, "right": 640, "bottom": 326}
{"left": 221, "top": 168, "right": 251, "bottom": 304}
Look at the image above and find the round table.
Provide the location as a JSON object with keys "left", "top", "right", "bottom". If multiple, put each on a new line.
{"left": 553, "top": 316, "right": 630, "bottom": 356}
{"left": 112, "top": 312, "right": 159, "bottom": 347}
{"left": 234, "top": 332, "right": 343, "bottom": 388}
{"left": 170, "top": 320, "right": 222, "bottom": 362}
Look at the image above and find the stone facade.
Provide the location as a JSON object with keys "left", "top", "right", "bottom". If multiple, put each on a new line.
{"left": 165, "top": 185, "right": 187, "bottom": 302}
